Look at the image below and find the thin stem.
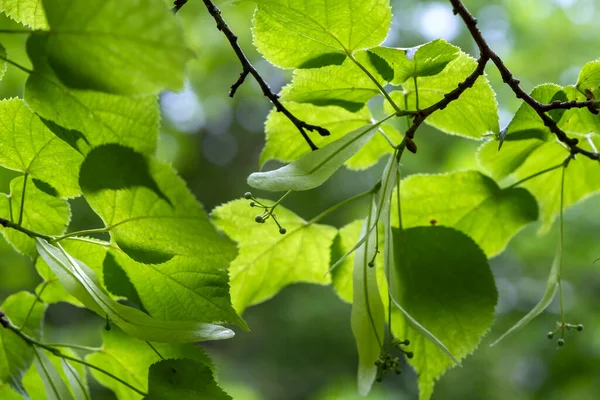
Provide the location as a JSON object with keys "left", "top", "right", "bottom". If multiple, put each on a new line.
{"left": 269, "top": 190, "right": 292, "bottom": 216}
{"left": 377, "top": 128, "right": 397, "bottom": 149}
{"left": 145, "top": 341, "right": 164, "bottom": 360}
{"left": 17, "top": 173, "right": 28, "bottom": 227}
{"left": 346, "top": 51, "right": 403, "bottom": 115}
{"left": 557, "top": 163, "right": 567, "bottom": 337}
{"left": 19, "top": 281, "right": 49, "bottom": 331}
{"left": 0, "top": 217, "right": 53, "bottom": 241}
{"left": 363, "top": 195, "right": 383, "bottom": 349}
{"left": 52, "top": 227, "right": 110, "bottom": 243}
{"left": 0, "top": 29, "right": 32, "bottom": 34}
{"left": 0, "top": 54, "right": 33, "bottom": 74}
{"left": 504, "top": 161, "right": 565, "bottom": 189}
{"left": 8, "top": 194, "right": 14, "bottom": 222}
{"left": 308, "top": 185, "right": 379, "bottom": 225}
{"left": 413, "top": 76, "right": 420, "bottom": 111}
{"left": 44, "top": 343, "right": 102, "bottom": 352}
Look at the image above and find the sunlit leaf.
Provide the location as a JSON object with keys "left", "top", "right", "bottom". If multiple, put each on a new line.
{"left": 0, "top": 0, "right": 47, "bottom": 28}
{"left": 32, "top": 348, "right": 73, "bottom": 400}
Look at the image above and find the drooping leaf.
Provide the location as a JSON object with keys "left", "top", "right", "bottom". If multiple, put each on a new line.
{"left": 211, "top": 198, "right": 337, "bottom": 314}
{"left": 79, "top": 145, "right": 244, "bottom": 328}
{"left": 576, "top": 59, "right": 600, "bottom": 99}
{"left": 40, "top": 0, "right": 194, "bottom": 94}
{"left": 0, "top": 98, "right": 83, "bottom": 198}
{"left": 87, "top": 328, "right": 213, "bottom": 400}
{"left": 145, "top": 359, "right": 231, "bottom": 400}
{"left": 371, "top": 39, "right": 460, "bottom": 85}
{"left": 35, "top": 238, "right": 236, "bottom": 343}
{"left": 478, "top": 84, "right": 600, "bottom": 233}
{"left": 0, "top": 292, "right": 46, "bottom": 397}
{"left": 60, "top": 359, "right": 90, "bottom": 400}
{"left": 0, "top": 0, "right": 47, "bottom": 28}
{"left": 280, "top": 52, "right": 386, "bottom": 112}
{"left": 25, "top": 35, "right": 159, "bottom": 155}
{"left": 390, "top": 226, "right": 497, "bottom": 400}
{"left": 387, "top": 52, "right": 499, "bottom": 139}
{"left": 249, "top": 121, "right": 384, "bottom": 191}
{"left": 35, "top": 238, "right": 107, "bottom": 307}
{"left": 32, "top": 348, "right": 73, "bottom": 400}
{"left": 351, "top": 200, "right": 384, "bottom": 396}
{"left": 390, "top": 171, "right": 539, "bottom": 257}
{"left": 0, "top": 175, "right": 70, "bottom": 257}
{"left": 252, "top": 0, "right": 392, "bottom": 69}
{"left": 260, "top": 103, "right": 399, "bottom": 170}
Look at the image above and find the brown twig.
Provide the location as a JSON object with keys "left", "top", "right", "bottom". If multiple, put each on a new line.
{"left": 172, "top": 0, "right": 187, "bottom": 13}
{"left": 200, "top": 0, "right": 330, "bottom": 151}
{"left": 449, "top": 0, "right": 599, "bottom": 160}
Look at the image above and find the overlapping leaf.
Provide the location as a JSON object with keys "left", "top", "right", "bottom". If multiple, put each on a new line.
{"left": 576, "top": 59, "right": 600, "bottom": 99}
{"left": 41, "top": 0, "right": 194, "bottom": 94}
{"left": 145, "top": 359, "right": 231, "bottom": 400}
{"left": 371, "top": 39, "right": 460, "bottom": 85}
{"left": 79, "top": 145, "right": 244, "bottom": 327}
{"left": 0, "top": 0, "right": 47, "bottom": 28}
{"left": 87, "top": 328, "right": 213, "bottom": 400}
{"left": 389, "top": 171, "right": 539, "bottom": 257}
{"left": 0, "top": 292, "right": 46, "bottom": 397}
{"left": 25, "top": 35, "right": 159, "bottom": 155}
{"left": 387, "top": 52, "right": 499, "bottom": 139}
{"left": 36, "top": 238, "right": 236, "bottom": 343}
{"left": 478, "top": 84, "right": 600, "bottom": 233}
{"left": 0, "top": 98, "right": 83, "bottom": 198}
{"left": 252, "top": 0, "right": 392, "bottom": 69}
{"left": 390, "top": 227, "right": 497, "bottom": 400}
{"left": 0, "top": 175, "right": 70, "bottom": 257}
{"left": 32, "top": 348, "right": 74, "bottom": 400}
{"left": 212, "top": 199, "right": 337, "bottom": 313}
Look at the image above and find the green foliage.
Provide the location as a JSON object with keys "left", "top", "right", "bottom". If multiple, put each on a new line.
{"left": 390, "top": 227, "right": 497, "bottom": 400}
{"left": 577, "top": 59, "right": 600, "bottom": 98}
{"left": 32, "top": 348, "right": 73, "bottom": 400}
{"left": 0, "top": 0, "right": 47, "bottom": 28}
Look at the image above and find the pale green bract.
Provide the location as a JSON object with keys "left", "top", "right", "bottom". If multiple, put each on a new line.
{"left": 0, "top": 0, "right": 47, "bottom": 28}
{"left": 390, "top": 227, "right": 497, "bottom": 400}
{"left": 35, "top": 238, "right": 236, "bottom": 343}
{"left": 41, "top": 0, "right": 194, "bottom": 95}
{"left": 212, "top": 199, "right": 337, "bottom": 313}
{"left": 0, "top": 175, "right": 71, "bottom": 257}
{"left": 387, "top": 52, "right": 499, "bottom": 139}
{"left": 252, "top": 0, "right": 392, "bottom": 69}
{"left": 87, "top": 329, "right": 214, "bottom": 400}
{"left": 390, "top": 171, "right": 539, "bottom": 257}
{"left": 0, "top": 98, "right": 84, "bottom": 198}
{"left": 0, "top": 292, "right": 47, "bottom": 397}
{"left": 79, "top": 145, "right": 245, "bottom": 328}
{"left": 351, "top": 200, "right": 384, "bottom": 396}
{"left": 25, "top": 35, "right": 160, "bottom": 156}
{"left": 249, "top": 121, "right": 383, "bottom": 191}
{"left": 33, "top": 348, "right": 73, "bottom": 400}
{"left": 371, "top": 39, "right": 460, "bottom": 85}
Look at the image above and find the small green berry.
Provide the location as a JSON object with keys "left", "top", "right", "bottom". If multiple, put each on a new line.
{"left": 244, "top": 192, "right": 253, "bottom": 200}
{"left": 577, "top": 324, "right": 584, "bottom": 331}
{"left": 255, "top": 215, "right": 264, "bottom": 223}
{"left": 405, "top": 352, "right": 414, "bottom": 359}
{"left": 279, "top": 227, "right": 287, "bottom": 235}
{"left": 250, "top": 202, "right": 256, "bottom": 207}
{"left": 368, "top": 261, "right": 375, "bottom": 268}
{"left": 557, "top": 338, "right": 565, "bottom": 346}
{"left": 402, "top": 339, "right": 410, "bottom": 346}
{"left": 547, "top": 331, "right": 554, "bottom": 339}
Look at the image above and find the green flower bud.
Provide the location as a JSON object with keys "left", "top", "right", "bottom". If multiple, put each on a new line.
{"left": 244, "top": 192, "right": 253, "bottom": 200}
{"left": 279, "top": 227, "right": 287, "bottom": 235}
{"left": 547, "top": 331, "right": 554, "bottom": 339}
{"left": 255, "top": 215, "right": 264, "bottom": 223}
{"left": 557, "top": 338, "right": 565, "bottom": 346}
{"left": 577, "top": 324, "right": 584, "bottom": 331}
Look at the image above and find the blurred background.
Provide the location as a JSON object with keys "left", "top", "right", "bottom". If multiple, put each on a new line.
{"left": 1, "top": 0, "right": 600, "bottom": 399}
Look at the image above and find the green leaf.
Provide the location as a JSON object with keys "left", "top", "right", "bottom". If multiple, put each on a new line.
{"left": 252, "top": 0, "right": 392, "bottom": 69}
{"left": 0, "top": 175, "right": 71, "bottom": 257}
{"left": 388, "top": 52, "right": 499, "bottom": 139}
{"left": 351, "top": 200, "right": 384, "bottom": 396}
{"left": 25, "top": 35, "right": 159, "bottom": 155}
{"left": 371, "top": 39, "right": 460, "bottom": 85}
{"left": 280, "top": 51, "right": 386, "bottom": 112}
{"left": 260, "top": 103, "right": 399, "bottom": 170}
{"left": 390, "top": 171, "right": 539, "bottom": 257}
{"left": 41, "top": 0, "right": 194, "bottom": 94}
{"left": 576, "top": 59, "right": 600, "bottom": 99}
{"left": 0, "top": 44, "right": 7, "bottom": 81}
{"left": 211, "top": 198, "right": 337, "bottom": 314}
{"left": 35, "top": 238, "right": 107, "bottom": 307}
{"left": 559, "top": 86, "right": 600, "bottom": 135}
{"left": 0, "top": 292, "right": 46, "bottom": 397}
{"left": 79, "top": 145, "right": 244, "bottom": 328}
{"left": 145, "top": 359, "right": 231, "bottom": 400}
{"left": 390, "top": 226, "right": 497, "bottom": 400}
{"left": 35, "top": 238, "right": 236, "bottom": 343}
{"left": 0, "top": 98, "right": 83, "bottom": 198}
{"left": 0, "top": 0, "right": 47, "bottom": 28}
{"left": 478, "top": 84, "right": 600, "bottom": 233}
{"left": 32, "top": 348, "right": 73, "bottom": 400}
{"left": 249, "top": 121, "right": 384, "bottom": 191}
{"left": 87, "top": 328, "right": 213, "bottom": 400}
{"left": 60, "top": 359, "right": 90, "bottom": 400}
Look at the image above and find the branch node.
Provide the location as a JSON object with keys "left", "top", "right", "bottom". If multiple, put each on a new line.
{"left": 229, "top": 69, "right": 250, "bottom": 98}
